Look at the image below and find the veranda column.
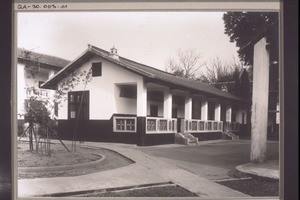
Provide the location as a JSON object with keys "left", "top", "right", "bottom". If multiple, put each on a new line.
{"left": 214, "top": 101, "right": 221, "bottom": 121}
{"left": 184, "top": 95, "right": 192, "bottom": 120}
{"left": 136, "top": 81, "right": 147, "bottom": 146}
{"left": 201, "top": 97, "right": 208, "bottom": 120}
{"left": 251, "top": 37, "right": 270, "bottom": 163}
{"left": 226, "top": 105, "right": 232, "bottom": 122}
{"left": 137, "top": 81, "right": 147, "bottom": 117}
{"left": 163, "top": 89, "right": 172, "bottom": 119}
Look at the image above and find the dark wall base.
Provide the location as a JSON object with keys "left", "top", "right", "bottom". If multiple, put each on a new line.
{"left": 57, "top": 120, "right": 138, "bottom": 144}
{"left": 141, "top": 133, "right": 175, "bottom": 146}
{"left": 191, "top": 132, "right": 222, "bottom": 141}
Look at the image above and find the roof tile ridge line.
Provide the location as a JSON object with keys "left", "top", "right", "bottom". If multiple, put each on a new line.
{"left": 42, "top": 48, "right": 91, "bottom": 87}
{"left": 119, "top": 56, "right": 175, "bottom": 76}
{"left": 17, "top": 57, "right": 66, "bottom": 69}
{"left": 17, "top": 48, "right": 71, "bottom": 63}
{"left": 88, "top": 44, "right": 155, "bottom": 75}
{"left": 89, "top": 44, "right": 174, "bottom": 76}
{"left": 89, "top": 46, "right": 155, "bottom": 78}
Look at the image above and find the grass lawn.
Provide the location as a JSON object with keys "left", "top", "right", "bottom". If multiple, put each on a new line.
{"left": 218, "top": 177, "right": 279, "bottom": 197}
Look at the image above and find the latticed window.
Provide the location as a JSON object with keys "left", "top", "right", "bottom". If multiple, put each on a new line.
{"left": 185, "top": 121, "right": 189, "bottom": 131}
{"left": 207, "top": 122, "right": 212, "bottom": 130}
{"left": 218, "top": 122, "right": 222, "bottom": 130}
{"left": 213, "top": 122, "right": 218, "bottom": 130}
{"left": 198, "top": 122, "right": 204, "bottom": 131}
{"left": 169, "top": 121, "right": 175, "bottom": 131}
{"left": 192, "top": 121, "right": 197, "bottom": 130}
{"left": 116, "top": 119, "right": 126, "bottom": 130}
{"left": 126, "top": 119, "right": 135, "bottom": 131}
{"left": 147, "top": 119, "right": 156, "bottom": 131}
{"left": 199, "top": 121, "right": 205, "bottom": 130}
{"left": 159, "top": 120, "right": 168, "bottom": 131}
{"left": 114, "top": 117, "right": 136, "bottom": 132}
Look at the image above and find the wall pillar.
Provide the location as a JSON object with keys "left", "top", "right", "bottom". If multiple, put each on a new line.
{"left": 184, "top": 95, "right": 192, "bottom": 120}
{"left": 251, "top": 37, "right": 270, "bottom": 163}
{"left": 163, "top": 89, "right": 172, "bottom": 119}
{"left": 214, "top": 101, "right": 221, "bottom": 121}
{"left": 201, "top": 97, "right": 208, "bottom": 120}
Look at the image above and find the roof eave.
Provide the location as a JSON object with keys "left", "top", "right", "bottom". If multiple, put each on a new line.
{"left": 41, "top": 48, "right": 91, "bottom": 89}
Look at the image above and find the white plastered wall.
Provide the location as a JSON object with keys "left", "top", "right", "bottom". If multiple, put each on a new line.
{"left": 57, "top": 56, "right": 144, "bottom": 120}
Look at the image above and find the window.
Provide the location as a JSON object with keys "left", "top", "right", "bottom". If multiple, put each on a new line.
{"left": 68, "top": 91, "right": 89, "bottom": 120}
{"left": 54, "top": 102, "right": 58, "bottom": 116}
{"left": 150, "top": 105, "right": 158, "bottom": 117}
{"left": 113, "top": 117, "right": 137, "bottom": 132}
{"left": 92, "top": 62, "right": 102, "bottom": 77}
{"left": 119, "top": 85, "right": 137, "bottom": 99}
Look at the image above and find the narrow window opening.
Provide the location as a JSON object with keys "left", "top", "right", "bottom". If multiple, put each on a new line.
{"left": 92, "top": 62, "right": 102, "bottom": 77}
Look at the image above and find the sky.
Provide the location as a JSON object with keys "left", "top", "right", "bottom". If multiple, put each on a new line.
{"left": 17, "top": 11, "right": 240, "bottom": 72}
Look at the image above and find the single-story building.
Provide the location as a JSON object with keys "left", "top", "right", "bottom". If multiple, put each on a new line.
{"left": 42, "top": 44, "right": 249, "bottom": 146}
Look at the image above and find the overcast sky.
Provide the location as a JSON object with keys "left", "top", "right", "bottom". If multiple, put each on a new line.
{"left": 17, "top": 11, "right": 240, "bottom": 72}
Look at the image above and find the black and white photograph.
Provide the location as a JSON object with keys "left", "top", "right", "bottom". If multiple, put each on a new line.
{"left": 15, "top": 6, "right": 281, "bottom": 199}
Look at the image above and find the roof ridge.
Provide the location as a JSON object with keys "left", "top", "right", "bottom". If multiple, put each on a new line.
{"left": 17, "top": 47, "right": 71, "bottom": 63}
{"left": 89, "top": 45, "right": 155, "bottom": 77}
{"left": 89, "top": 45, "right": 175, "bottom": 76}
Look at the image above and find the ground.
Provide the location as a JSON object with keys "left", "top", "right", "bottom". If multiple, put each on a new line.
{"left": 137, "top": 140, "right": 279, "bottom": 180}
{"left": 18, "top": 141, "right": 134, "bottom": 179}
{"left": 18, "top": 139, "right": 279, "bottom": 197}
{"left": 137, "top": 139, "right": 279, "bottom": 196}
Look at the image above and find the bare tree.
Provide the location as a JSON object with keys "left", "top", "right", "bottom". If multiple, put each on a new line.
{"left": 198, "top": 57, "right": 244, "bottom": 83}
{"left": 165, "top": 48, "right": 204, "bottom": 79}
{"left": 198, "top": 57, "right": 233, "bottom": 84}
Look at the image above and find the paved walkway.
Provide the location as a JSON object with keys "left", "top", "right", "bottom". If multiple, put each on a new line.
{"left": 18, "top": 141, "right": 249, "bottom": 198}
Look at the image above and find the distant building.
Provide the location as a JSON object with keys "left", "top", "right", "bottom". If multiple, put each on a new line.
{"left": 42, "top": 45, "right": 250, "bottom": 146}
{"left": 17, "top": 48, "right": 70, "bottom": 133}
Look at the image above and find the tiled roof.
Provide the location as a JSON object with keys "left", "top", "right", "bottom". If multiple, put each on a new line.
{"left": 17, "top": 48, "right": 70, "bottom": 69}
{"left": 42, "top": 45, "right": 248, "bottom": 103}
